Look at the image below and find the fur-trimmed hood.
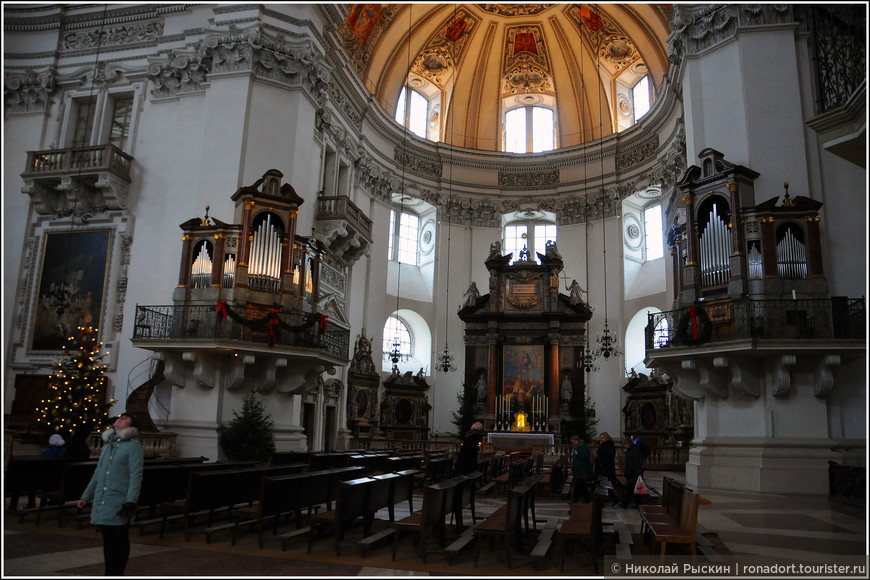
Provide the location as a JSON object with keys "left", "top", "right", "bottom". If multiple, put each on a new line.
{"left": 101, "top": 426, "right": 140, "bottom": 442}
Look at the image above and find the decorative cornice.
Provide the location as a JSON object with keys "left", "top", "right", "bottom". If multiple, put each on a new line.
{"left": 60, "top": 21, "right": 164, "bottom": 51}
{"left": 497, "top": 169, "right": 559, "bottom": 187}
{"left": 668, "top": 4, "right": 795, "bottom": 63}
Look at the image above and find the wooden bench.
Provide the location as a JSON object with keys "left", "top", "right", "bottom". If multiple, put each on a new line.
{"left": 472, "top": 482, "right": 534, "bottom": 569}
{"left": 308, "top": 476, "right": 374, "bottom": 555}
{"left": 557, "top": 490, "right": 606, "bottom": 572}
{"left": 390, "top": 484, "right": 449, "bottom": 563}
{"left": 159, "top": 463, "right": 313, "bottom": 543}
{"left": 33, "top": 460, "right": 98, "bottom": 527}
{"left": 639, "top": 475, "right": 684, "bottom": 537}
{"left": 646, "top": 489, "right": 710, "bottom": 559}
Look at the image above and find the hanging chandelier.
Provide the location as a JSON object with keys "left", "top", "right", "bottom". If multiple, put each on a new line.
{"left": 582, "top": 337, "right": 600, "bottom": 374}
{"left": 592, "top": 5, "right": 621, "bottom": 363}
{"left": 437, "top": 3, "right": 459, "bottom": 375}
{"left": 384, "top": 334, "right": 409, "bottom": 364}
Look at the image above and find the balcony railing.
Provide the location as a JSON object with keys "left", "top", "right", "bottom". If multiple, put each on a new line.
{"left": 316, "top": 195, "right": 373, "bottom": 239}
{"left": 647, "top": 297, "right": 866, "bottom": 350}
{"left": 23, "top": 144, "right": 133, "bottom": 182}
{"left": 133, "top": 304, "right": 349, "bottom": 359}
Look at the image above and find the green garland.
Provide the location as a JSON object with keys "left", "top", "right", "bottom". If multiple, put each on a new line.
{"left": 675, "top": 305, "right": 712, "bottom": 346}
{"left": 216, "top": 301, "right": 319, "bottom": 333}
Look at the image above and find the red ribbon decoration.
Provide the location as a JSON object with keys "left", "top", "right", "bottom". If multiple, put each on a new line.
{"left": 216, "top": 300, "right": 228, "bottom": 320}
{"left": 688, "top": 306, "right": 698, "bottom": 340}
{"left": 320, "top": 314, "right": 328, "bottom": 331}
{"left": 268, "top": 308, "right": 279, "bottom": 346}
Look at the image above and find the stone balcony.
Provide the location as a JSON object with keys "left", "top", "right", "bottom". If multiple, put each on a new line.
{"left": 21, "top": 144, "right": 133, "bottom": 215}
{"left": 314, "top": 194, "right": 373, "bottom": 266}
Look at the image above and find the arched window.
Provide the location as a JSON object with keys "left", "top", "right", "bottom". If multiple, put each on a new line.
{"left": 382, "top": 315, "right": 412, "bottom": 361}
{"left": 381, "top": 310, "right": 432, "bottom": 374}
{"left": 632, "top": 75, "right": 651, "bottom": 122}
{"left": 644, "top": 204, "right": 663, "bottom": 261}
{"left": 503, "top": 211, "right": 557, "bottom": 264}
{"left": 395, "top": 78, "right": 442, "bottom": 142}
{"left": 504, "top": 105, "right": 555, "bottom": 153}
{"left": 387, "top": 208, "right": 420, "bottom": 265}
{"left": 626, "top": 308, "right": 666, "bottom": 374}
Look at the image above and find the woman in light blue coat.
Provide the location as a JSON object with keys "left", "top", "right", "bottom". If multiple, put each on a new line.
{"left": 78, "top": 413, "right": 144, "bottom": 576}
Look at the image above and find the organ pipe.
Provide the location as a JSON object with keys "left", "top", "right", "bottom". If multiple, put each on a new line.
{"left": 777, "top": 228, "right": 807, "bottom": 279}
{"left": 700, "top": 204, "right": 732, "bottom": 287}
{"left": 223, "top": 254, "right": 236, "bottom": 288}
{"left": 191, "top": 244, "right": 213, "bottom": 289}
{"left": 249, "top": 214, "right": 282, "bottom": 293}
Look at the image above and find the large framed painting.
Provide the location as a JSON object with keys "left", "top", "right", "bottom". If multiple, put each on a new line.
{"left": 502, "top": 344, "right": 545, "bottom": 413}
{"left": 31, "top": 229, "right": 112, "bottom": 351}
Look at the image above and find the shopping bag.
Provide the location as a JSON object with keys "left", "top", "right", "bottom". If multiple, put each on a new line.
{"left": 634, "top": 475, "right": 648, "bottom": 495}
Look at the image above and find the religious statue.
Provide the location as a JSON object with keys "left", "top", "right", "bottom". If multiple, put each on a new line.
{"left": 568, "top": 279, "right": 586, "bottom": 306}
{"left": 487, "top": 240, "right": 502, "bottom": 260}
{"left": 545, "top": 240, "right": 562, "bottom": 260}
{"left": 475, "top": 372, "right": 487, "bottom": 403}
{"left": 560, "top": 373, "right": 573, "bottom": 404}
{"left": 416, "top": 367, "right": 425, "bottom": 380}
{"left": 463, "top": 281, "right": 480, "bottom": 308}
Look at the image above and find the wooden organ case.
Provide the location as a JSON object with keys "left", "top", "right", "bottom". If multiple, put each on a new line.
{"left": 670, "top": 148, "right": 829, "bottom": 339}
{"left": 458, "top": 242, "right": 593, "bottom": 436}
{"left": 174, "top": 169, "right": 324, "bottom": 313}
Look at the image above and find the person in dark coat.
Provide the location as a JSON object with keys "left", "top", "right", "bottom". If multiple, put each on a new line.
{"left": 66, "top": 424, "right": 93, "bottom": 460}
{"left": 40, "top": 434, "right": 68, "bottom": 459}
{"left": 77, "top": 413, "right": 144, "bottom": 576}
{"left": 571, "top": 435, "right": 592, "bottom": 503}
{"left": 593, "top": 432, "right": 618, "bottom": 504}
{"left": 456, "top": 422, "right": 484, "bottom": 474}
{"left": 620, "top": 437, "right": 644, "bottom": 508}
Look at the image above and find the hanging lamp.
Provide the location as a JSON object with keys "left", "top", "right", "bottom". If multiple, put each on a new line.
{"left": 386, "top": 5, "right": 414, "bottom": 370}
{"left": 436, "top": 4, "right": 459, "bottom": 374}
{"left": 592, "top": 4, "right": 622, "bottom": 361}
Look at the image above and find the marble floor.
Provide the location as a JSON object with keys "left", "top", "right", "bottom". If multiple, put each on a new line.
{"left": 2, "top": 470, "right": 866, "bottom": 578}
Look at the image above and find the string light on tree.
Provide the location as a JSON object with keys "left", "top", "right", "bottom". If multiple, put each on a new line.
{"left": 35, "top": 325, "right": 116, "bottom": 441}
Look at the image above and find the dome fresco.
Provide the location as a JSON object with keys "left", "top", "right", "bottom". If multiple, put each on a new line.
{"left": 340, "top": 4, "right": 672, "bottom": 151}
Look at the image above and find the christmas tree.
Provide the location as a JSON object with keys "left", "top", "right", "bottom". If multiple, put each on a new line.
{"left": 218, "top": 390, "right": 276, "bottom": 462}
{"left": 35, "top": 325, "right": 115, "bottom": 441}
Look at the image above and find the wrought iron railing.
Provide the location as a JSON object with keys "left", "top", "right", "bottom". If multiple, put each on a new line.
{"left": 647, "top": 297, "right": 866, "bottom": 350}
{"left": 133, "top": 304, "right": 349, "bottom": 359}
{"left": 809, "top": 5, "right": 866, "bottom": 114}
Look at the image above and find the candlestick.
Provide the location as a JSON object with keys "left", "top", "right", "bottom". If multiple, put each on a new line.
{"left": 792, "top": 289, "right": 796, "bottom": 301}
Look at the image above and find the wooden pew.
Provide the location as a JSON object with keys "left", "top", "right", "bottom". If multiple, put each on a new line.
{"left": 472, "top": 483, "right": 533, "bottom": 569}
{"left": 557, "top": 490, "right": 607, "bottom": 572}
{"left": 389, "top": 484, "right": 449, "bottom": 563}
{"left": 647, "top": 489, "right": 710, "bottom": 559}
{"left": 308, "top": 476, "right": 373, "bottom": 555}
{"left": 385, "top": 455, "right": 423, "bottom": 472}
{"left": 34, "top": 460, "right": 98, "bottom": 527}
{"left": 253, "top": 466, "right": 366, "bottom": 550}
{"left": 639, "top": 476, "right": 684, "bottom": 537}
{"left": 170, "top": 464, "right": 311, "bottom": 543}
{"left": 5, "top": 457, "right": 83, "bottom": 517}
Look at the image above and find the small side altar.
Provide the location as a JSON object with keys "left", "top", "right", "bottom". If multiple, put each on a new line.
{"left": 486, "top": 432, "right": 554, "bottom": 452}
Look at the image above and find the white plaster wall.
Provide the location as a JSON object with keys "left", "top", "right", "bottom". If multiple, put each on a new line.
{"left": 3, "top": 113, "right": 43, "bottom": 412}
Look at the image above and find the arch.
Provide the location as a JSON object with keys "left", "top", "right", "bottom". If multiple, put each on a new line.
{"left": 380, "top": 309, "right": 432, "bottom": 374}
{"left": 625, "top": 306, "right": 664, "bottom": 376}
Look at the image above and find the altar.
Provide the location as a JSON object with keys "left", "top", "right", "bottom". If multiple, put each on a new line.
{"left": 486, "top": 432, "right": 554, "bottom": 452}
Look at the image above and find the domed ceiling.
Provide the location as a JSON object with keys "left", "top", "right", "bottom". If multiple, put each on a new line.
{"left": 339, "top": 3, "right": 672, "bottom": 152}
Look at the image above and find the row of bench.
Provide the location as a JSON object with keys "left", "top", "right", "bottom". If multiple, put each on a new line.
{"left": 638, "top": 475, "right": 710, "bottom": 558}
